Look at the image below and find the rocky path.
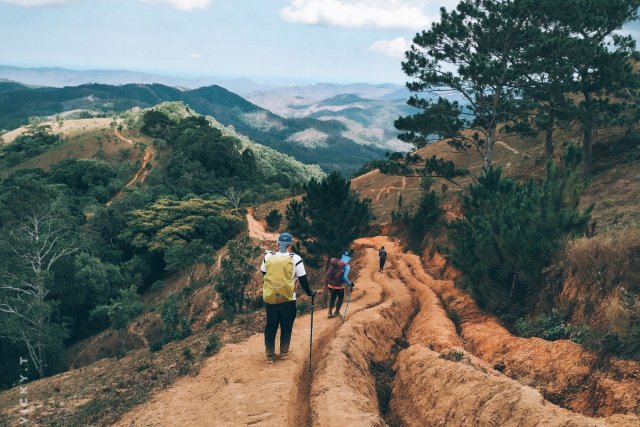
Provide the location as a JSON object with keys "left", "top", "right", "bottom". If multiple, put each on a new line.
{"left": 114, "top": 217, "right": 640, "bottom": 426}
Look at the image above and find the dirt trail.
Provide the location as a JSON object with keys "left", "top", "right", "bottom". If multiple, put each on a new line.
{"left": 113, "top": 216, "right": 640, "bottom": 425}
{"left": 115, "top": 244, "right": 389, "bottom": 426}
{"left": 403, "top": 255, "right": 640, "bottom": 419}
{"left": 246, "top": 207, "right": 279, "bottom": 241}
{"left": 106, "top": 129, "right": 155, "bottom": 206}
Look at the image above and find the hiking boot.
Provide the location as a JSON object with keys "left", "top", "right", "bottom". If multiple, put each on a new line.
{"left": 279, "top": 350, "right": 292, "bottom": 360}
{"left": 266, "top": 354, "right": 277, "bottom": 364}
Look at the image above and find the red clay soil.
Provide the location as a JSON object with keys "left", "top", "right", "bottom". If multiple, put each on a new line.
{"left": 401, "top": 253, "right": 640, "bottom": 421}
{"left": 392, "top": 254, "right": 639, "bottom": 426}
{"left": 115, "top": 243, "right": 388, "bottom": 426}
{"left": 311, "top": 238, "right": 414, "bottom": 427}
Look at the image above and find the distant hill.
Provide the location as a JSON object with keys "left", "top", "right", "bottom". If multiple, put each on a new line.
{"left": 246, "top": 90, "right": 417, "bottom": 152}
{"left": 0, "top": 65, "right": 271, "bottom": 94}
{"left": 0, "top": 81, "right": 385, "bottom": 173}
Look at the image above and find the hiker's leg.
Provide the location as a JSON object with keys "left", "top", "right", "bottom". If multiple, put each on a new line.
{"left": 328, "top": 288, "right": 338, "bottom": 314}
{"left": 334, "top": 289, "right": 345, "bottom": 313}
{"left": 381, "top": 259, "right": 386, "bottom": 271}
{"left": 264, "top": 303, "right": 280, "bottom": 356}
{"left": 279, "top": 301, "right": 297, "bottom": 354}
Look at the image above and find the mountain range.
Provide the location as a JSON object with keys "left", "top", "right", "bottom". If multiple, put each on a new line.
{"left": 0, "top": 81, "right": 389, "bottom": 173}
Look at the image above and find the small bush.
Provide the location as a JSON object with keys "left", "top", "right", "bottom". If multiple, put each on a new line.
{"left": 297, "top": 300, "right": 311, "bottom": 315}
{"left": 265, "top": 209, "right": 283, "bottom": 231}
{"left": 149, "top": 341, "right": 163, "bottom": 352}
{"left": 515, "top": 310, "right": 570, "bottom": 341}
{"left": 182, "top": 347, "right": 193, "bottom": 360}
{"left": 150, "top": 280, "right": 165, "bottom": 292}
{"left": 205, "top": 334, "right": 221, "bottom": 356}
{"left": 205, "top": 312, "right": 226, "bottom": 329}
{"left": 441, "top": 350, "right": 465, "bottom": 362}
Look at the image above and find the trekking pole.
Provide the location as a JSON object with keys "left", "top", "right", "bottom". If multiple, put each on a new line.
{"left": 342, "top": 288, "right": 352, "bottom": 324}
{"left": 309, "top": 293, "right": 315, "bottom": 372}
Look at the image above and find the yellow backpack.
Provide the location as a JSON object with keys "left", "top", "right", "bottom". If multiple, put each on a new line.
{"left": 263, "top": 252, "right": 295, "bottom": 304}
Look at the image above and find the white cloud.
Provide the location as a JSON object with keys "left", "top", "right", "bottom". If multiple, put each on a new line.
{"left": 190, "top": 53, "right": 202, "bottom": 59}
{"left": 280, "top": 0, "right": 434, "bottom": 30}
{"left": 0, "top": 0, "right": 212, "bottom": 8}
{"left": 0, "top": 0, "right": 72, "bottom": 6}
{"left": 370, "top": 37, "right": 410, "bottom": 58}
{"left": 141, "top": 0, "right": 212, "bottom": 11}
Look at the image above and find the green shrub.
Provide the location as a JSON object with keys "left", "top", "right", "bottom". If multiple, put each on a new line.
{"left": 297, "top": 300, "right": 311, "bottom": 315}
{"left": 150, "top": 280, "right": 165, "bottom": 292}
{"left": 205, "top": 333, "right": 221, "bottom": 356}
{"left": 182, "top": 347, "right": 193, "bottom": 360}
{"left": 149, "top": 341, "right": 163, "bottom": 352}
{"left": 265, "top": 209, "right": 283, "bottom": 231}
{"left": 448, "top": 148, "right": 591, "bottom": 320}
{"left": 515, "top": 310, "right": 571, "bottom": 341}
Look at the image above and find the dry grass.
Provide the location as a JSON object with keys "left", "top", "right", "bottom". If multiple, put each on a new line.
{"left": 562, "top": 229, "right": 640, "bottom": 297}
{"left": 11, "top": 129, "right": 145, "bottom": 172}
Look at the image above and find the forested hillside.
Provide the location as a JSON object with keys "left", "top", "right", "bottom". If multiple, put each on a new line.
{"left": 0, "top": 101, "right": 322, "bottom": 390}
{"left": 0, "top": 82, "right": 384, "bottom": 173}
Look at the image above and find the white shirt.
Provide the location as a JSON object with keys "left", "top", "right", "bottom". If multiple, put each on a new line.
{"left": 260, "top": 251, "right": 306, "bottom": 279}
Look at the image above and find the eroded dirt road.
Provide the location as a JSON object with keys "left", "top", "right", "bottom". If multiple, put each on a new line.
{"left": 116, "top": 226, "right": 640, "bottom": 426}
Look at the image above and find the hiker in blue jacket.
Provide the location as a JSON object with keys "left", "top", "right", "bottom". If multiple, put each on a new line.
{"left": 326, "top": 251, "right": 355, "bottom": 319}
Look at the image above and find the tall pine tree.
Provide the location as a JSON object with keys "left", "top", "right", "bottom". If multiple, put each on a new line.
{"left": 286, "top": 172, "right": 372, "bottom": 267}
{"left": 396, "top": 0, "right": 538, "bottom": 172}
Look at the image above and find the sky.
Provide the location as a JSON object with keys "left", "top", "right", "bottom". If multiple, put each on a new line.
{"left": 0, "top": 0, "right": 463, "bottom": 85}
{"left": 1, "top": 0, "right": 639, "bottom": 85}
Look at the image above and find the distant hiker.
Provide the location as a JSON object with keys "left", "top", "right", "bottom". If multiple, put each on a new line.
{"left": 325, "top": 251, "right": 354, "bottom": 319}
{"left": 261, "top": 232, "right": 315, "bottom": 364}
{"left": 378, "top": 246, "right": 387, "bottom": 272}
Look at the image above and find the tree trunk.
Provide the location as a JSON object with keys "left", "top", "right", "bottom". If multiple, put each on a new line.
{"left": 582, "top": 91, "right": 594, "bottom": 177}
{"left": 509, "top": 272, "right": 518, "bottom": 302}
{"left": 583, "top": 125, "right": 593, "bottom": 177}
{"left": 545, "top": 111, "right": 555, "bottom": 165}
{"left": 483, "top": 128, "right": 496, "bottom": 171}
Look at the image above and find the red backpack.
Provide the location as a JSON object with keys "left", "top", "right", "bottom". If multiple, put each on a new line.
{"left": 325, "top": 258, "right": 346, "bottom": 285}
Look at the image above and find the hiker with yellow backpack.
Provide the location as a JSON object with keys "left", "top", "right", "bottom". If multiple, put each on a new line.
{"left": 261, "top": 232, "right": 315, "bottom": 364}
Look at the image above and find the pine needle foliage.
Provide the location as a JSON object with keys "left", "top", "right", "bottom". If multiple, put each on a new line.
{"left": 286, "top": 172, "right": 372, "bottom": 265}
{"left": 448, "top": 146, "right": 592, "bottom": 320}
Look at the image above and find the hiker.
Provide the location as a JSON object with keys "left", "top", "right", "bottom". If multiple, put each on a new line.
{"left": 261, "top": 232, "right": 315, "bottom": 364}
{"left": 378, "top": 246, "right": 387, "bottom": 272}
{"left": 325, "top": 251, "right": 355, "bottom": 319}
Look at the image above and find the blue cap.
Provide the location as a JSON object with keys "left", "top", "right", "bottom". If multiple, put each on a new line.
{"left": 278, "top": 232, "right": 293, "bottom": 244}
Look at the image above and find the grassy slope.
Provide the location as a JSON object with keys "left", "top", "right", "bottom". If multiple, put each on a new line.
{"left": 352, "top": 125, "right": 640, "bottom": 233}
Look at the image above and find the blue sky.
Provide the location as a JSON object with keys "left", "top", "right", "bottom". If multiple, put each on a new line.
{"left": 1, "top": 0, "right": 639, "bottom": 85}
{"left": 0, "top": 0, "right": 461, "bottom": 84}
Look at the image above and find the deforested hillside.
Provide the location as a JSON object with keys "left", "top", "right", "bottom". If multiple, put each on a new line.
{"left": 0, "top": 81, "right": 385, "bottom": 173}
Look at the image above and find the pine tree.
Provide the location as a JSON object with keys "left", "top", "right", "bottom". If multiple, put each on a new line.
{"left": 286, "top": 172, "right": 372, "bottom": 266}
{"left": 448, "top": 146, "right": 592, "bottom": 320}
{"left": 396, "top": 0, "right": 538, "bottom": 172}
{"left": 519, "top": 0, "right": 640, "bottom": 175}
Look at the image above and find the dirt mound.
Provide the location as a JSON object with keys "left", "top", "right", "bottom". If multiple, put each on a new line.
{"left": 402, "top": 254, "right": 640, "bottom": 419}
{"left": 392, "top": 253, "right": 639, "bottom": 426}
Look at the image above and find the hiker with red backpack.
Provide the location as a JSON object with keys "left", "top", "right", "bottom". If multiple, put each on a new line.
{"left": 325, "top": 251, "right": 354, "bottom": 319}
{"left": 261, "top": 232, "right": 316, "bottom": 364}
